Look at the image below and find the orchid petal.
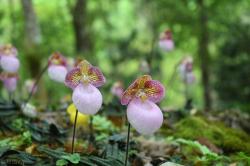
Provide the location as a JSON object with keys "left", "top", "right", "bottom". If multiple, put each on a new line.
{"left": 88, "top": 66, "right": 106, "bottom": 87}
{"left": 48, "top": 52, "right": 67, "bottom": 66}
{"left": 0, "top": 44, "right": 17, "bottom": 57}
{"left": 127, "top": 99, "right": 163, "bottom": 135}
{"left": 65, "top": 68, "right": 82, "bottom": 89}
{"left": 121, "top": 75, "right": 151, "bottom": 105}
{"left": 72, "top": 84, "right": 102, "bottom": 115}
{"left": 77, "top": 60, "right": 91, "bottom": 75}
{"left": 144, "top": 80, "right": 165, "bottom": 103}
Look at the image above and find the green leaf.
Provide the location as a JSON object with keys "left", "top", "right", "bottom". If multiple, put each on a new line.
{"left": 159, "top": 162, "right": 184, "bottom": 166}
{"left": 56, "top": 159, "right": 68, "bottom": 166}
{"left": 61, "top": 153, "right": 81, "bottom": 164}
{"left": 176, "top": 138, "right": 218, "bottom": 157}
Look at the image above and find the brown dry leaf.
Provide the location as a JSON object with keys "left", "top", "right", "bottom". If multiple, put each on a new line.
{"left": 25, "top": 143, "right": 37, "bottom": 154}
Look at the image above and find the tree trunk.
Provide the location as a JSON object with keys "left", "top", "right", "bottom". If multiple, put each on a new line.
{"left": 8, "top": 0, "right": 16, "bottom": 43}
{"left": 21, "top": 0, "right": 47, "bottom": 105}
{"left": 21, "top": 0, "right": 41, "bottom": 47}
{"left": 21, "top": 0, "right": 42, "bottom": 77}
{"left": 197, "top": 0, "right": 212, "bottom": 111}
{"left": 72, "top": 0, "right": 92, "bottom": 55}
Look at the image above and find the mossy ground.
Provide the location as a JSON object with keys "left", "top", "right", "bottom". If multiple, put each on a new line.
{"left": 171, "top": 116, "right": 250, "bottom": 154}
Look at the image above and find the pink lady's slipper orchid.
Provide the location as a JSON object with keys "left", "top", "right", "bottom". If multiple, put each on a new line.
{"left": 48, "top": 52, "right": 68, "bottom": 83}
{"left": 111, "top": 81, "right": 124, "bottom": 99}
{"left": 0, "top": 44, "right": 20, "bottom": 72}
{"left": 65, "top": 60, "right": 105, "bottom": 115}
{"left": 178, "top": 56, "right": 195, "bottom": 84}
{"left": 159, "top": 30, "right": 174, "bottom": 52}
{"left": 121, "top": 75, "right": 165, "bottom": 135}
{"left": 0, "top": 72, "right": 18, "bottom": 92}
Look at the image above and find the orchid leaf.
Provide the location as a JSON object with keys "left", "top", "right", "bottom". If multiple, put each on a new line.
{"left": 61, "top": 153, "right": 81, "bottom": 164}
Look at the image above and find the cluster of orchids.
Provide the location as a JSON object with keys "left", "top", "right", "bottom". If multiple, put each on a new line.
{"left": 61, "top": 58, "right": 165, "bottom": 166}
{"left": 0, "top": 41, "right": 166, "bottom": 165}
{"left": 0, "top": 45, "right": 20, "bottom": 97}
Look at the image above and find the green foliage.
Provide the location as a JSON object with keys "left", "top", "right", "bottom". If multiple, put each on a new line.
{"left": 37, "top": 146, "right": 124, "bottom": 166}
{"left": 93, "top": 115, "right": 118, "bottom": 132}
{"left": 10, "top": 118, "right": 26, "bottom": 132}
{"left": 56, "top": 159, "right": 68, "bottom": 166}
{"left": 173, "top": 116, "right": 250, "bottom": 154}
{"left": 176, "top": 138, "right": 218, "bottom": 157}
{"left": 231, "top": 152, "right": 250, "bottom": 165}
{"left": 0, "top": 131, "right": 32, "bottom": 148}
{"left": 61, "top": 153, "right": 81, "bottom": 164}
{"left": 215, "top": 20, "right": 250, "bottom": 111}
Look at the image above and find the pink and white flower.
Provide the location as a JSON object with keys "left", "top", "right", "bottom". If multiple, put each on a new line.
{"left": 121, "top": 75, "right": 165, "bottom": 135}
{"left": 0, "top": 72, "right": 18, "bottom": 92}
{"left": 159, "top": 30, "right": 174, "bottom": 52}
{"left": 178, "top": 56, "right": 195, "bottom": 84}
{"left": 0, "top": 44, "right": 19, "bottom": 72}
{"left": 111, "top": 81, "right": 124, "bottom": 99}
{"left": 65, "top": 60, "right": 105, "bottom": 115}
{"left": 48, "top": 52, "right": 68, "bottom": 83}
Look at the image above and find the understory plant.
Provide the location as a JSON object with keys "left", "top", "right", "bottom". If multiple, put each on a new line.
{"left": 121, "top": 75, "right": 165, "bottom": 165}
{"left": 65, "top": 60, "right": 105, "bottom": 153}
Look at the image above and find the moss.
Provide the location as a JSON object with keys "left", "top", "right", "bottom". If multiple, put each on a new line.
{"left": 172, "top": 116, "right": 250, "bottom": 154}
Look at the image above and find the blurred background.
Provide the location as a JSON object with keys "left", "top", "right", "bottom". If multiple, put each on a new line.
{"left": 0, "top": 0, "right": 250, "bottom": 112}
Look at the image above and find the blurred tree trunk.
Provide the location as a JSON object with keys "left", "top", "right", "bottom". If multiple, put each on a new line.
{"left": 197, "top": 0, "right": 212, "bottom": 111}
{"left": 21, "top": 0, "right": 41, "bottom": 77}
{"left": 21, "top": 0, "right": 47, "bottom": 105}
{"left": 71, "top": 0, "right": 92, "bottom": 55}
{"left": 8, "top": 0, "right": 16, "bottom": 43}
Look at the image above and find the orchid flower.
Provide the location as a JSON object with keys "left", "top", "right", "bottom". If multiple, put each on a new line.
{"left": 0, "top": 44, "right": 20, "bottom": 72}
{"left": 111, "top": 81, "right": 124, "bottom": 99}
{"left": 0, "top": 72, "right": 18, "bottom": 92}
{"left": 159, "top": 30, "right": 174, "bottom": 52}
{"left": 178, "top": 56, "right": 195, "bottom": 84}
{"left": 48, "top": 52, "right": 68, "bottom": 83}
{"left": 65, "top": 60, "right": 105, "bottom": 115}
{"left": 121, "top": 75, "right": 165, "bottom": 135}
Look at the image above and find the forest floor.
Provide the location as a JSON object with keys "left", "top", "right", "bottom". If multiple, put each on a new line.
{"left": 0, "top": 101, "right": 250, "bottom": 166}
